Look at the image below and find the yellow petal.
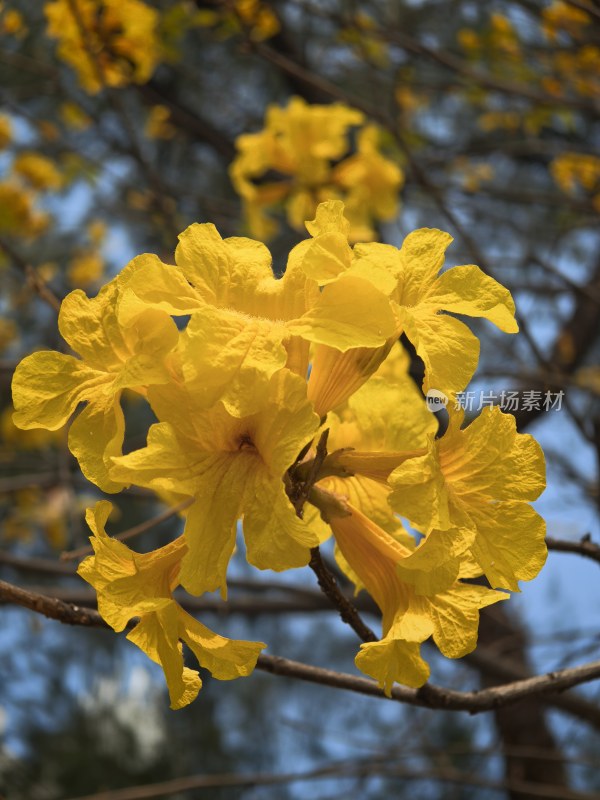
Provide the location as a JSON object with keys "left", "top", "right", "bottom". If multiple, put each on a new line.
{"left": 178, "top": 606, "right": 265, "bottom": 680}
{"left": 181, "top": 306, "right": 287, "bottom": 417}
{"left": 395, "top": 529, "right": 474, "bottom": 596}
{"left": 394, "top": 228, "right": 454, "bottom": 307}
{"left": 11, "top": 351, "right": 96, "bottom": 430}
{"left": 355, "top": 635, "right": 430, "bottom": 694}
{"left": 110, "top": 422, "right": 199, "bottom": 497}
{"left": 304, "top": 199, "right": 350, "bottom": 238}
{"left": 411, "top": 583, "right": 507, "bottom": 659}
{"left": 178, "top": 458, "right": 254, "bottom": 597}
{"left": 243, "top": 473, "right": 320, "bottom": 571}
{"left": 289, "top": 274, "right": 396, "bottom": 351}
{"left": 399, "top": 308, "right": 480, "bottom": 393}
{"left": 68, "top": 397, "right": 126, "bottom": 493}
{"left": 425, "top": 265, "right": 518, "bottom": 334}
{"left": 127, "top": 606, "right": 201, "bottom": 710}
{"left": 468, "top": 501, "right": 547, "bottom": 591}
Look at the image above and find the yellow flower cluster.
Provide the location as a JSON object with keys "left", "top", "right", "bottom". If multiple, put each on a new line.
{"left": 551, "top": 152, "right": 600, "bottom": 211}
{"left": 230, "top": 97, "right": 403, "bottom": 242}
{"left": 195, "top": 0, "right": 280, "bottom": 42}
{"left": 44, "top": 0, "right": 160, "bottom": 94}
{"left": 11, "top": 201, "right": 546, "bottom": 705}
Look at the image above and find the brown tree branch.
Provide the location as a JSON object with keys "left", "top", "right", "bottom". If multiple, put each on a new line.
{"left": 2, "top": 579, "right": 600, "bottom": 717}
{"left": 308, "top": 546, "right": 377, "bottom": 643}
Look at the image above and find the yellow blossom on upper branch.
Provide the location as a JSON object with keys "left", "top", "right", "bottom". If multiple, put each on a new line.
{"left": 230, "top": 97, "right": 403, "bottom": 242}
{"left": 44, "top": 0, "right": 160, "bottom": 94}
{"left": 10, "top": 200, "right": 546, "bottom": 702}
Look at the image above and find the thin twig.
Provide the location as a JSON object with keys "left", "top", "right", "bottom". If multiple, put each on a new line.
{"left": 0, "top": 238, "right": 62, "bottom": 312}
{"left": 60, "top": 498, "right": 193, "bottom": 561}
{"left": 308, "top": 547, "right": 377, "bottom": 643}
{"left": 547, "top": 535, "right": 600, "bottom": 566}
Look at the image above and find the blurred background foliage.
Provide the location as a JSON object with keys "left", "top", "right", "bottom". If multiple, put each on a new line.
{"left": 0, "top": 0, "right": 599, "bottom": 798}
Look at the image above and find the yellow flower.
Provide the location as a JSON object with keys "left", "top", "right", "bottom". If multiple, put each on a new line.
{"left": 389, "top": 406, "right": 547, "bottom": 591}
{"left": 0, "top": 115, "right": 11, "bottom": 149}
{"left": 145, "top": 105, "right": 176, "bottom": 140}
{"left": 328, "top": 502, "right": 505, "bottom": 693}
{"left": 0, "top": 182, "right": 49, "bottom": 238}
{"left": 234, "top": 0, "right": 280, "bottom": 41}
{"left": 317, "top": 343, "right": 435, "bottom": 536}
{"left": 1, "top": 8, "right": 26, "bottom": 37}
{"left": 67, "top": 251, "right": 105, "bottom": 287}
{"left": 230, "top": 97, "right": 367, "bottom": 239}
{"left": 44, "top": 0, "right": 160, "bottom": 94}
{"left": 11, "top": 260, "right": 180, "bottom": 491}
{"left": 302, "top": 202, "right": 517, "bottom": 413}
{"left": 60, "top": 102, "right": 92, "bottom": 131}
{"left": 551, "top": 152, "right": 600, "bottom": 194}
{"left": 13, "top": 153, "right": 63, "bottom": 191}
{"left": 121, "top": 217, "right": 397, "bottom": 416}
{"left": 332, "top": 126, "right": 403, "bottom": 241}
{"left": 110, "top": 369, "right": 325, "bottom": 596}
{"left": 78, "top": 501, "right": 266, "bottom": 709}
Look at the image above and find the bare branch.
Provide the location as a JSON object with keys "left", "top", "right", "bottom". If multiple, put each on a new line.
{"left": 308, "top": 546, "right": 377, "bottom": 643}
{"left": 2, "top": 579, "right": 600, "bottom": 717}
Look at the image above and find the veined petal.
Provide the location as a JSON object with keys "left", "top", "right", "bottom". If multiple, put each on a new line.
{"left": 181, "top": 306, "right": 288, "bottom": 417}
{"left": 468, "top": 501, "right": 547, "bottom": 591}
{"left": 389, "top": 449, "right": 456, "bottom": 532}
{"left": 175, "top": 223, "right": 273, "bottom": 307}
{"left": 179, "top": 455, "right": 255, "bottom": 597}
{"left": 399, "top": 307, "right": 480, "bottom": 393}
{"left": 411, "top": 583, "right": 507, "bottom": 659}
{"left": 425, "top": 265, "right": 518, "bottom": 334}
{"left": 288, "top": 274, "right": 396, "bottom": 351}
{"left": 127, "top": 606, "right": 202, "bottom": 710}
{"left": 110, "top": 422, "right": 200, "bottom": 497}
{"left": 355, "top": 634, "right": 430, "bottom": 695}
{"left": 394, "top": 228, "right": 454, "bottom": 307}
{"left": 300, "top": 230, "right": 352, "bottom": 285}
{"left": 395, "top": 529, "right": 474, "bottom": 596}
{"left": 12, "top": 351, "right": 99, "bottom": 430}
{"left": 119, "top": 257, "right": 205, "bottom": 316}
{"left": 441, "top": 406, "right": 546, "bottom": 501}
{"left": 68, "top": 396, "right": 126, "bottom": 493}
{"left": 178, "top": 606, "right": 265, "bottom": 680}
{"left": 243, "top": 472, "right": 321, "bottom": 572}
{"left": 58, "top": 281, "right": 126, "bottom": 370}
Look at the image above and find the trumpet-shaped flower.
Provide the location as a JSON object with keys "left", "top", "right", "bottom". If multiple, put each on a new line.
{"left": 326, "top": 502, "right": 505, "bottom": 693}
{"left": 389, "top": 406, "right": 547, "bottom": 591}
{"left": 302, "top": 202, "right": 518, "bottom": 413}
{"left": 78, "top": 501, "right": 265, "bottom": 709}
{"left": 11, "top": 260, "right": 179, "bottom": 491}
{"left": 317, "top": 343, "right": 435, "bottom": 535}
{"left": 120, "top": 220, "right": 397, "bottom": 416}
{"left": 110, "top": 369, "right": 326, "bottom": 596}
